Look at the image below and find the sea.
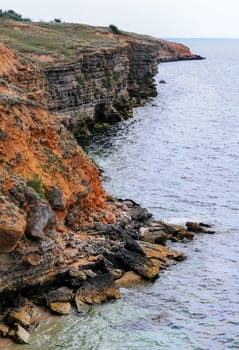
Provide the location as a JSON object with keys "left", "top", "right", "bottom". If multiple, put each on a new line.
{"left": 4, "top": 39, "right": 239, "bottom": 350}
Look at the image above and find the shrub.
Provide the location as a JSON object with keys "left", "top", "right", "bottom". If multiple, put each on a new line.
{"left": 0, "top": 9, "right": 31, "bottom": 21}
{"left": 113, "top": 72, "right": 121, "bottom": 81}
{"left": 27, "top": 173, "right": 45, "bottom": 199}
{"left": 109, "top": 24, "right": 121, "bottom": 35}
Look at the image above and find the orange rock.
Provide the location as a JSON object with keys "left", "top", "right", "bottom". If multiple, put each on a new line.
{"left": 0, "top": 197, "right": 26, "bottom": 253}
{"left": 115, "top": 271, "right": 145, "bottom": 287}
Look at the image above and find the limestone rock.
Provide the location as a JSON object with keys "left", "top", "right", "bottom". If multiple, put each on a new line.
{"left": 186, "top": 222, "right": 215, "bottom": 234}
{"left": 0, "top": 196, "right": 26, "bottom": 253}
{"left": 162, "top": 223, "right": 194, "bottom": 241}
{"left": 69, "top": 269, "right": 87, "bottom": 281}
{"left": 26, "top": 199, "right": 55, "bottom": 239}
{"left": 114, "top": 248, "right": 160, "bottom": 279}
{"left": 138, "top": 241, "right": 185, "bottom": 262}
{"left": 143, "top": 230, "right": 167, "bottom": 245}
{"left": 45, "top": 185, "right": 65, "bottom": 211}
{"left": 50, "top": 302, "right": 71, "bottom": 315}
{"left": 109, "top": 268, "right": 124, "bottom": 280}
{"left": 75, "top": 273, "right": 121, "bottom": 305}
{"left": 8, "top": 309, "right": 31, "bottom": 329}
{"left": 46, "top": 287, "right": 74, "bottom": 305}
{"left": 115, "top": 271, "right": 144, "bottom": 287}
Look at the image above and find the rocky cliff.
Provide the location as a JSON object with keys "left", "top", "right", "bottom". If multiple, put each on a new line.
{"left": 0, "top": 19, "right": 206, "bottom": 344}
{"left": 0, "top": 20, "right": 202, "bottom": 136}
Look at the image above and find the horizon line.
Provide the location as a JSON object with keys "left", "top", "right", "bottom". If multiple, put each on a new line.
{"left": 163, "top": 37, "right": 239, "bottom": 40}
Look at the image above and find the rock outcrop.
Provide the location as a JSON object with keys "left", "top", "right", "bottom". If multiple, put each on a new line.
{"left": 0, "top": 20, "right": 203, "bottom": 137}
{"left": 0, "top": 19, "right": 207, "bottom": 344}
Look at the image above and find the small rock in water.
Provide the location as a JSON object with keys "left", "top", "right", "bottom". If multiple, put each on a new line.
{"left": 186, "top": 222, "right": 215, "bottom": 234}
{"left": 159, "top": 79, "right": 167, "bottom": 84}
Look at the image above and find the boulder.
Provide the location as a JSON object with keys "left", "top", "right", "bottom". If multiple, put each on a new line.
{"left": 114, "top": 249, "right": 160, "bottom": 279}
{"left": 45, "top": 185, "right": 65, "bottom": 211}
{"left": 8, "top": 309, "right": 31, "bottom": 329}
{"left": 46, "top": 287, "right": 74, "bottom": 305}
{"left": 109, "top": 268, "right": 124, "bottom": 280}
{"left": 186, "top": 222, "right": 215, "bottom": 234}
{"left": 0, "top": 196, "right": 26, "bottom": 253}
{"left": 26, "top": 199, "right": 55, "bottom": 239}
{"left": 115, "top": 271, "right": 144, "bottom": 287}
{"left": 162, "top": 223, "right": 194, "bottom": 240}
{"left": 50, "top": 302, "right": 71, "bottom": 315}
{"left": 69, "top": 269, "right": 87, "bottom": 281}
{"left": 143, "top": 230, "right": 167, "bottom": 245}
{"left": 103, "top": 224, "right": 145, "bottom": 255}
{"left": 75, "top": 273, "right": 120, "bottom": 305}
{"left": 138, "top": 241, "right": 186, "bottom": 262}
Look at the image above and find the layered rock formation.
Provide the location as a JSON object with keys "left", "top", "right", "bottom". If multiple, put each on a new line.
{"left": 0, "top": 19, "right": 206, "bottom": 344}
{"left": 0, "top": 20, "right": 202, "bottom": 136}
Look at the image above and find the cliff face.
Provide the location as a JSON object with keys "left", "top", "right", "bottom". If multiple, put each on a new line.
{"left": 44, "top": 41, "right": 160, "bottom": 135}
{"left": 0, "top": 21, "right": 202, "bottom": 299}
{"left": 0, "top": 42, "right": 115, "bottom": 293}
{"left": 45, "top": 46, "right": 131, "bottom": 132}
{"left": 0, "top": 20, "right": 202, "bottom": 136}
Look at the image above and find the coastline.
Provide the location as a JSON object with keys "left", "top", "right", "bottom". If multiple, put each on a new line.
{"left": 0, "top": 19, "right": 205, "bottom": 344}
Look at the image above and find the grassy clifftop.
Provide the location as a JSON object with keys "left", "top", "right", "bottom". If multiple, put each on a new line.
{"left": 0, "top": 19, "right": 158, "bottom": 63}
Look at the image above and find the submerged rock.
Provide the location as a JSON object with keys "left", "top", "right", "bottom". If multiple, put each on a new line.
{"left": 186, "top": 222, "right": 215, "bottom": 234}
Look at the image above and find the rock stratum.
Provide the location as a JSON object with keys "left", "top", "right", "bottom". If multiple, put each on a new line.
{"left": 0, "top": 19, "right": 205, "bottom": 343}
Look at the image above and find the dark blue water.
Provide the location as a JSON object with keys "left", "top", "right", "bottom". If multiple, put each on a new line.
{"left": 7, "top": 40, "right": 239, "bottom": 350}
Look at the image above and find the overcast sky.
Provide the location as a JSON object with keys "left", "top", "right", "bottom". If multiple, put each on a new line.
{"left": 1, "top": 0, "right": 239, "bottom": 38}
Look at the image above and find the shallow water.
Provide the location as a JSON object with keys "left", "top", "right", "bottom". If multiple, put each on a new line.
{"left": 5, "top": 39, "right": 239, "bottom": 349}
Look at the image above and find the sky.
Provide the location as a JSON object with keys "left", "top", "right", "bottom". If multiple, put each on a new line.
{"left": 1, "top": 0, "right": 239, "bottom": 38}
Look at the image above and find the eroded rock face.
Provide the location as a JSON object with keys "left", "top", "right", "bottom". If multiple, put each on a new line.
{"left": 0, "top": 196, "right": 26, "bottom": 253}
{"left": 44, "top": 42, "right": 159, "bottom": 135}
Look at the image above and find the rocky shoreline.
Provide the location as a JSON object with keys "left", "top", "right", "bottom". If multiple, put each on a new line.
{"left": 0, "top": 19, "right": 206, "bottom": 345}
{"left": 0, "top": 197, "right": 214, "bottom": 344}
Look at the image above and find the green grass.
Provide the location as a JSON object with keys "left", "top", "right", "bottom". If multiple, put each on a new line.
{"left": 0, "top": 19, "right": 158, "bottom": 64}
{"left": 27, "top": 173, "right": 46, "bottom": 199}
